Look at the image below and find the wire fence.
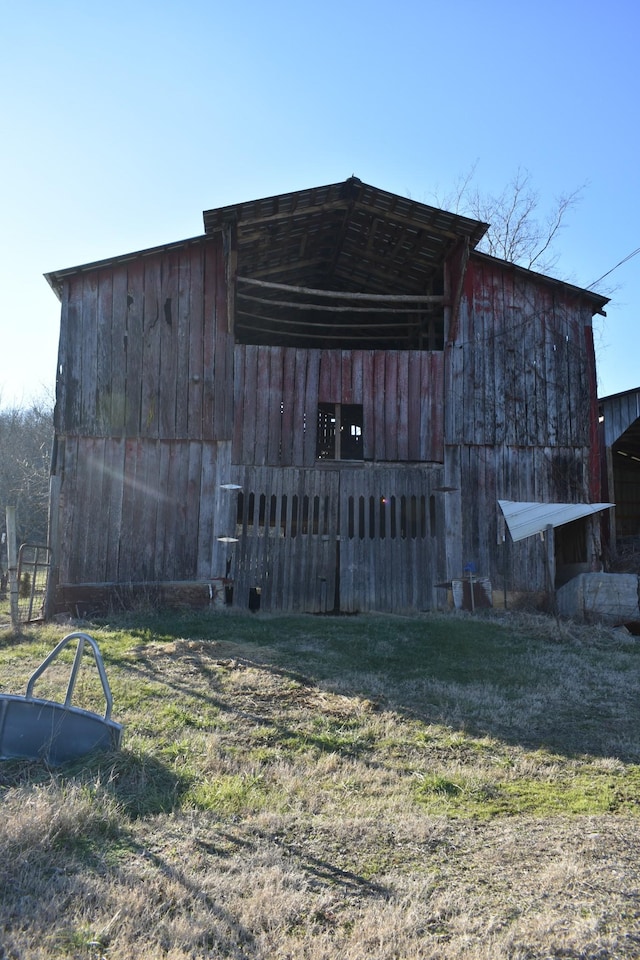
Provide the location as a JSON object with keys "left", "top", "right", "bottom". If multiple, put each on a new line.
{"left": 0, "top": 544, "right": 51, "bottom": 625}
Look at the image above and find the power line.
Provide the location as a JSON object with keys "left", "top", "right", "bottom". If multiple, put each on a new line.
{"left": 586, "top": 246, "right": 640, "bottom": 290}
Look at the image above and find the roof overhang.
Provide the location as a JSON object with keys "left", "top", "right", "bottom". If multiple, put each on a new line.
{"left": 498, "top": 500, "right": 614, "bottom": 542}
{"left": 472, "top": 251, "right": 609, "bottom": 316}
{"left": 203, "top": 177, "right": 489, "bottom": 297}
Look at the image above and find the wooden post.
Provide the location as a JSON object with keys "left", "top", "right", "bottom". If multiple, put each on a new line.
{"left": 44, "top": 475, "right": 61, "bottom": 620}
{"left": 6, "top": 506, "right": 19, "bottom": 629}
{"left": 542, "top": 524, "right": 558, "bottom": 620}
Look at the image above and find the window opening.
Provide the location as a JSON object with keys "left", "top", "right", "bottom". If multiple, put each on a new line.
{"left": 316, "top": 403, "right": 363, "bottom": 460}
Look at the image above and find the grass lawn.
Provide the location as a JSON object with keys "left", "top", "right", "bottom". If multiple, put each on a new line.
{"left": 1, "top": 608, "right": 640, "bottom": 958}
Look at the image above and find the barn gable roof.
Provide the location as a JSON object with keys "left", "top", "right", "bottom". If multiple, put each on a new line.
{"left": 45, "top": 178, "right": 609, "bottom": 320}
{"left": 203, "top": 177, "right": 488, "bottom": 298}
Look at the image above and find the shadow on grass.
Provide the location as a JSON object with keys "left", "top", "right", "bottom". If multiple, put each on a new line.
{"left": 99, "top": 609, "right": 640, "bottom": 763}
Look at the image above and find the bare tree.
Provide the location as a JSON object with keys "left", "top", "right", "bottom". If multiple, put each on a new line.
{"left": 435, "top": 164, "right": 584, "bottom": 275}
{"left": 0, "top": 398, "right": 53, "bottom": 548}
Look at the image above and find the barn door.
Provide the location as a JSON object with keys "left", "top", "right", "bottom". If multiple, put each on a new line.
{"left": 338, "top": 467, "right": 439, "bottom": 612}
{"left": 230, "top": 466, "right": 440, "bottom": 613}
{"left": 232, "top": 467, "right": 339, "bottom": 612}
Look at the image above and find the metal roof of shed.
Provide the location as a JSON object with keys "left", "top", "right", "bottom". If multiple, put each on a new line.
{"left": 498, "top": 500, "right": 614, "bottom": 542}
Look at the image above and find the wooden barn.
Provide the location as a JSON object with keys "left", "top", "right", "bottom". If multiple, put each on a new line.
{"left": 44, "top": 178, "right": 610, "bottom": 614}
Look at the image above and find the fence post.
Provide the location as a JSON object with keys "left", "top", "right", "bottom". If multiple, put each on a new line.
{"left": 6, "top": 506, "right": 19, "bottom": 628}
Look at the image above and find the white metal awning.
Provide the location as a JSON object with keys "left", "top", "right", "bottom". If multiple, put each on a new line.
{"left": 498, "top": 500, "right": 614, "bottom": 542}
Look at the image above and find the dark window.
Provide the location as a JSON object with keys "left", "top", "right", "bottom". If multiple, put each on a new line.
{"left": 316, "top": 403, "right": 364, "bottom": 460}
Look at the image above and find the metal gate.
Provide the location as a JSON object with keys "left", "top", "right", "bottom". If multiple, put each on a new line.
{"left": 16, "top": 544, "right": 51, "bottom": 622}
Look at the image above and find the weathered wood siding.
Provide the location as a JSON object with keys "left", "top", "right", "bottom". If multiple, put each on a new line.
{"left": 230, "top": 464, "right": 445, "bottom": 612}
{"left": 54, "top": 436, "right": 237, "bottom": 586}
{"left": 50, "top": 236, "right": 602, "bottom": 611}
{"left": 444, "top": 256, "right": 599, "bottom": 591}
{"left": 55, "top": 235, "right": 231, "bottom": 441}
{"left": 232, "top": 345, "right": 444, "bottom": 466}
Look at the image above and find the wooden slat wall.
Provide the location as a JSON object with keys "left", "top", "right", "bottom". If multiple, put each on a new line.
{"left": 453, "top": 259, "right": 593, "bottom": 449}
{"left": 339, "top": 466, "right": 444, "bottom": 612}
{"left": 55, "top": 234, "right": 229, "bottom": 441}
{"left": 232, "top": 465, "right": 339, "bottom": 613}
{"left": 442, "top": 258, "right": 599, "bottom": 594}
{"left": 227, "top": 464, "right": 444, "bottom": 613}
{"left": 232, "top": 345, "right": 445, "bottom": 466}
{"left": 447, "top": 442, "right": 592, "bottom": 592}
{"left": 56, "top": 437, "right": 239, "bottom": 586}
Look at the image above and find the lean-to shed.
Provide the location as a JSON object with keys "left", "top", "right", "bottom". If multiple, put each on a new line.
{"left": 599, "top": 386, "right": 640, "bottom": 554}
{"left": 45, "top": 178, "right": 609, "bottom": 613}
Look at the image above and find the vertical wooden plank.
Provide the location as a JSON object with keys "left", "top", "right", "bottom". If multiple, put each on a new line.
{"left": 232, "top": 345, "right": 246, "bottom": 464}
{"left": 54, "top": 283, "right": 70, "bottom": 434}
{"left": 241, "top": 345, "right": 258, "bottom": 465}
{"left": 407, "top": 350, "right": 422, "bottom": 460}
{"left": 385, "top": 352, "right": 398, "bottom": 460}
{"left": 213, "top": 234, "right": 233, "bottom": 440}
{"left": 79, "top": 437, "right": 106, "bottom": 581}
{"left": 117, "top": 439, "right": 139, "bottom": 580}
{"left": 362, "top": 350, "right": 376, "bottom": 460}
{"left": 352, "top": 350, "right": 364, "bottom": 406}
{"left": 254, "top": 346, "right": 270, "bottom": 466}
{"left": 175, "top": 247, "right": 192, "bottom": 438}
{"left": 303, "top": 352, "right": 320, "bottom": 467}
{"left": 81, "top": 273, "right": 98, "bottom": 433}
{"left": 139, "top": 440, "right": 162, "bottom": 580}
{"left": 197, "top": 441, "right": 218, "bottom": 578}
{"left": 60, "top": 436, "right": 79, "bottom": 582}
{"left": 397, "top": 351, "right": 409, "bottom": 461}
{"left": 342, "top": 350, "right": 353, "bottom": 405}
{"left": 202, "top": 238, "right": 217, "bottom": 441}
{"left": 95, "top": 270, "right": 113, "bottom": 437}
{"left": 62, "top": 278, "right": 83, "bottom": 432}
{"left": 124, "top": 259, "right": 144, "bottom": 437}
{"left": 329, "top": 350, "right": 342, "bottom": 403}
{"left": 173, "top": 441, "right": 190, "bottom": 577}
{"left": 374, "top": 351, "right": 386, "bottom": 460}
{"left": 267, "top": 347, "right": 284, "bottom": 465}
{"left": 152, "top": 441, "right": 172, "bottom": 579}
{"left": 159, "top": 250, "right": 179, "bottom": 439}
{"left": 141, "top": 258, "right": 161, "bottom": 439}
{"left": 103, "top": 438, "right": 125, "bottom": 582}
{"left": 279, "top": 347, "right": 296, "bottom": 466}
{"left": 292, "top": 351, "right": 307, "bottom": 467}
{"left": 188, "top": 244, "right": 205, "bottom": 439}
{"left": 318, "top": 350, "right": 331, "bottom": 403}
{"left": 110, "top": 266, "right": 127, "bottom": 436}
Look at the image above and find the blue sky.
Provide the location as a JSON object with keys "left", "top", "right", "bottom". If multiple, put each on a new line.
{"left": 2, "top": 0, "right": 638, "bottom": 406}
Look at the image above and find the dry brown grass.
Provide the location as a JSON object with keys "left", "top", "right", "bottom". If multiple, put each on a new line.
{"left": 2, "top": 610, "right": 640, "bottom": 958}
